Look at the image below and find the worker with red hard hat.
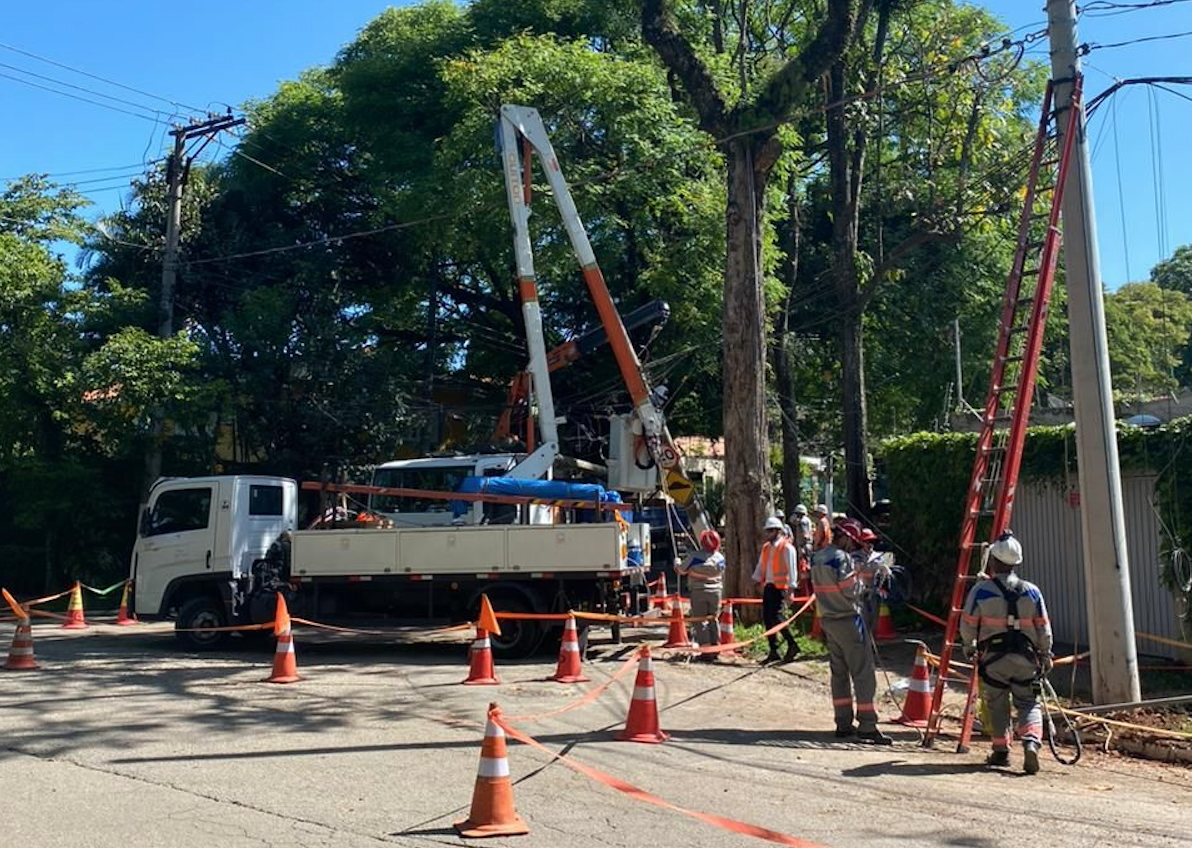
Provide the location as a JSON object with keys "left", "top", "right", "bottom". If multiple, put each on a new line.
{"left": 810, "top": 517, "right": 892, "bottom": 745}
{"left": 676, "top": 529, "right": 726, "bottom": 657}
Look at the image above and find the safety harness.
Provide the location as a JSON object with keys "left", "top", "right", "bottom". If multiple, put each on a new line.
{"left": 977, "top": 575, "right": 1039, "bottom": 689}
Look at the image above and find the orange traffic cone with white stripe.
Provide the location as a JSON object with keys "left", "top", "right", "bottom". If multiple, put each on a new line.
{"left": 652, "top": 572, "right": 670, "bottom": 613}
{"left": 661, "top": 603, "right": 691, "bottom": 648}
{"left": 873, "top": 601, "right": 898, "bottom": 641}
{"left": 717, "top": 601, "right": 738, "bottom": 656}
{"left": 454, "top": 703, "right": 529, "bottom": 838}
{"left": 895, "top": 642, "right": 933, "bottom": 727}
{"left": 4, "top": 616, "right": 38, "bottom": 671}
{"left": 464, "top": 595, "right": 502, "bottom": 685}
{"left": 265, "top": 594, "right": 300, "bottom": 684}
{"left": 61, "top": 581, "right": 87, "bottom": 629}
{"left": 115, "top": 580, "right": 137, "bottom": 626}
{"left": 616, "top": 645, "right": 668, "bottom": 743}
{"left": 464, "top": 628, "right": 500, "bottom": 685}
{"left": 551, "top": 616, "right": 589, "bottom": 683}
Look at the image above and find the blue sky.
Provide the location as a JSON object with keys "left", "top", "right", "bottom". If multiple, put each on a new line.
{"left": 1, "top": 1, "right": 1190, "bottom": 289}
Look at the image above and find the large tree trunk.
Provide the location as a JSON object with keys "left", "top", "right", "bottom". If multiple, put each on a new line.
{"left": 722, "top": 141, "right": 773, "bottom": 606}
{"left": 826, "top": 60, "right": 872, "bottom": 518}
{"left": 776, "top": 176, "right": 802, "bottom": 515}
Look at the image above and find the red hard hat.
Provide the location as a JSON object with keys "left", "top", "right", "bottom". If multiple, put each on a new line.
{"left": 699, "top": 529, "right": 721, "bottom": 553}
{"left": 859, "top": 528, "right": 877, "bottom": 543}
{"left": 833, "top": 517, "right": 866, "bottom": 545}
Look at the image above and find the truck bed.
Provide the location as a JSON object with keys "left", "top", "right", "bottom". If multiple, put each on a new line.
{"left": 291, "top": 523, "right": 637, "bottom": 579}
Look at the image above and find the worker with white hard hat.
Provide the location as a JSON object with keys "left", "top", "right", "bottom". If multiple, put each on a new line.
{"left": 812, "top": 504, "right": 832, "bottom": 551}
{"left": 752, "top": 515, "right": 799, "bottom": 664}
{"left": 959, "top": 530, "right": 1054, "bottom": 775}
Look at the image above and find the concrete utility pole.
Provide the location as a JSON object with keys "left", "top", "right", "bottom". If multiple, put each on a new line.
{"left": 1046, "top": 0, "right": 1141, "bottom": 703}
{"left": 142, "top": 113, "right": 246, "bottom": 500}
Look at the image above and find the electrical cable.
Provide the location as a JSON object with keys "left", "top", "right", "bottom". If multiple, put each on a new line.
{"left": 0, "top": 39, "right": 206, "bottom": 114}
{"left": 0, "top": 69, "right": 163, "bottom": 123}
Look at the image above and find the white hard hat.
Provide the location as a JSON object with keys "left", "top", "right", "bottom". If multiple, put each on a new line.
{"left": 989, "top": 531, "right": 1023, "bottom": 566}
{"left": 775, "top": 508, "right": 785, "bottom": 518}
{"left": 794, "top": 504, "right": 808, "bottom": 515}
{"left": 764, "top": 516, "right": 785, "bottom": 531}
{"left": 815, "top": 504, "right": 829, "bottom": 515}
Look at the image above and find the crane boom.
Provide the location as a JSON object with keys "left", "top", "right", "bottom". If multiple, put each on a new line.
{"left": 497, "top": 104, "right": 711, "bottom": 536}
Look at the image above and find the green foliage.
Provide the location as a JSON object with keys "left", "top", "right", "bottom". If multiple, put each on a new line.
{"left": 1151, "top": 244, "right": 1192, "bottom": 296}
{"left": 1103, "top": 282, "right": 1192, "bottom": 397}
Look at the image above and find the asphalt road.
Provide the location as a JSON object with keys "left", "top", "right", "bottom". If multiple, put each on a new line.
{"left": 2, "top": 621, "right": 1190, "bottom": 848}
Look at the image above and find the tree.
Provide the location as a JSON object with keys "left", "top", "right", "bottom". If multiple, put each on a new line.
{"left": 1151, "top": 244, "right": 1192, "bottom": 296}
{"left": 641, "top": 0, "right": 857, "bottom": 601}
{"left": 1104, "top": 282, "right": 1192, "bottom": 398}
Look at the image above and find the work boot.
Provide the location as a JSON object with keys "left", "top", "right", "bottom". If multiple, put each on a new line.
{"left": 834, "top": 726, "right": 856, "bottom": 739}
{"left": 856, "top": 730, "right": 893, "bottom": 746}
{"left": 1023, "top": 743, "right": 1040, "bottom": 775}
{"left": 985, "top": 749, "right": 1011, "bottom": 767}
{"left": 781, "top": 643, "right": 800, "bottom": 663}
{"left": 762, "top": 649, "right": 781, "bottom": 665}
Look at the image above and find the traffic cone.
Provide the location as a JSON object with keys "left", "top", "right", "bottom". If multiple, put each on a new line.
{"left": 265, "top": 594, "right": 300, "bottom": 684}
{"left": 652, "top": 572, "right": 670, "bottom": 612}
{"left": 4, "top": 617, "right": 38, "bottom": 671}
{"left": 551, "top": 616, "right": 590, "bottom": 683}
{"left": 873, "top": 602, "right": 898, "bottom": 642}
{"left": 616, "top": 645, "right": 669, "bottom": 743}
{"left": 454, "top": 704, "right": 529, "bottom": 838}
{"left": 61, "top": 581, "right": 87, "bottom": 629}
{"left": 718, "top": 601, "right": 737, "bottom": 656}
{"left": 661, "top": 603, "right": 691, "bottom": 648}
{"left": 463, "top": 627, "right": 500, "bottom": 685}
{"left": 895, "top": 643, "right": 933, "bottom": 727}
{"left": 115, "top": 580, "right": 137, "bottom": 626}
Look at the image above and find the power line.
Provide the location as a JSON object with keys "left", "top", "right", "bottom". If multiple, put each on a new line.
{"left": 0, "top": 160, "right": 158, "bottom": 181}
{"left": 0, "top": 60, "right": 180, "bottom": 119}
{"left": 0, "top": 70, "right": 162, "bottom": 123}
{"left": 1085, "top": 29, "right": 1192, "bottom": 51}
{"left": 1082, "top": 0, "right": 1192, "bottom": 16}
{"left": 0, "top": 39, "right": 205, "bottom": 114}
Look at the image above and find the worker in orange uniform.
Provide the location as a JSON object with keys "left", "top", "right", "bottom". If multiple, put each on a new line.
{"left": 812, "top": 504, "right": 832, "bottom": 551}
{"left": 960, "top": 530, "right": 1053, "bottom": 774}
{"left": 676, "top": 529, "right": 725, "bottom": 656}
{"left": 810, "top": 518, "right": 891, "bottom": 744}
{"left": 752, "top": 516, "right": 799, "bottom": 664}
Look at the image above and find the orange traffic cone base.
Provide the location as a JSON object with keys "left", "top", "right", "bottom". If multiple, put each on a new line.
{"left": 115, "top": 612, "right": 138, "bottom": 626}
{"left": 454, "top": 782, "right": 530, "bottom": 838}
{"left": 615, "top": 727, "right": 670, "bottom": 744}
{"left": 266, "top": 671, "right": 301, "bottom": 684}
{"left": 552, "top": 671, "right": 590, "bottom": 683}
{"left": 463, "top": 674, "right": 500, "bottom": 686}
{"left": 4, "top": 621, "right": 39, "bottom": 670}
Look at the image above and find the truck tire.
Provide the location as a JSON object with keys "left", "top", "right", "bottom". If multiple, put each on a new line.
{"left": 487, "top": 597, "right": 545, "bottom": 659}
{"left": 175, "top": 595, "right": 230, "bottom": 650}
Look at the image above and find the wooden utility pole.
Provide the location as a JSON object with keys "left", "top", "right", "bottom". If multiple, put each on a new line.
{"left": 1046, "top": 0, "right": 1141, "bottom": 703}
{"left": 142, "top": 113, "right": 245, "bottom": 501}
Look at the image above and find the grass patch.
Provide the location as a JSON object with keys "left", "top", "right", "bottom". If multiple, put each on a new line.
{"left": 733, "top": 622, "right": 829, "bottom": 661}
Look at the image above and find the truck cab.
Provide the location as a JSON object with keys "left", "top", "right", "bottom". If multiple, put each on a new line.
{"left": 131, "top": 476, "right": 296, "bottom": 634}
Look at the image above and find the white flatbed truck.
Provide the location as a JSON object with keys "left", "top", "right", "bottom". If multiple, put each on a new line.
{"left": 132, "top": 475, "right": 649, "bottom": 656}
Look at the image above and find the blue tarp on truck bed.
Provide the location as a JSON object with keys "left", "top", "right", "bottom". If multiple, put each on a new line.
{"left": 451, "top": 477, "right": 626, "bottom": 521}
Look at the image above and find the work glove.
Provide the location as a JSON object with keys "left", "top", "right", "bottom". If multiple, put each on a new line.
{"left": 1041, "top": 654, "right": 1054, "bottom": 675}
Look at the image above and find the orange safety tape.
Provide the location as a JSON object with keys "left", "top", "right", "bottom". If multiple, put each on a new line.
{"left": 1136, "top": 631, "right": 1192, "bottom": 651}
{"left": 28, "top": 608, "right": 68, "bottom": 622}
{"left": 495, "top": 713, "right": 830, "bottom": 848}
{"left": 173, "top": 622, "right": 276, "bottom": 633}
{"left": 20, "top": 587, "right": 74, "bottom": 608}
{"left": 670, "top": 596, "right": 816, "bottom": 656}
{"left": 906, "top": 604, "right": 948, "bottom": 628}
{"left": 289, "top": 617, "right": 473, "bottom": 636}
{"left": 503, "top": 650, "right": 643, "bottom": 723}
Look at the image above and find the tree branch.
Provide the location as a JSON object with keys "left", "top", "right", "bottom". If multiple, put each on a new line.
{"left": 642, "top": 0, "right": 731, "bottom": 136}
{"left": 857, "top": 227, "right": 954, "bottom": 311}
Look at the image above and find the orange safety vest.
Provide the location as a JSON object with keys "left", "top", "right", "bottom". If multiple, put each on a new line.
{"left": 758, "top": 537, "right": 792, "bottom": 590}
{"left": 813, "top": 516, "right": 831, "bottom": 551}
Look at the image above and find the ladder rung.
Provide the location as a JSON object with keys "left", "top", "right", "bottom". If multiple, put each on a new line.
{"left": 995, "top": 384, "right": 1019, "bottom": 394}
{"left": 979, "top": 445, "right": 1005, "bottom": 455}
{"left": 1001, "top": 354, "right": 1024, "bottom": 364}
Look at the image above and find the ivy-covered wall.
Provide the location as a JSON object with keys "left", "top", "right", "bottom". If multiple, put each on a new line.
{"left": 877, "top": 418, "right": 1192, "bottom": 623}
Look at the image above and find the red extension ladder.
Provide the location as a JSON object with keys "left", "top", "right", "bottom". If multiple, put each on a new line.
{"left": 922, "top": 76, "right": 1083, "bottom": 751}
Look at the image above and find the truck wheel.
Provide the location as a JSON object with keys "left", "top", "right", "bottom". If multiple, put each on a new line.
{"left": 175, "top": 596, "right": 229, "bottom": 650}
{"left": 487, "top": 598, "right": 545, "bottom": 659}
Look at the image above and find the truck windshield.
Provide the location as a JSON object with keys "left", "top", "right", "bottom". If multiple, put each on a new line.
{"left": 371, "top": 467, "right": 471, "bottom": 513}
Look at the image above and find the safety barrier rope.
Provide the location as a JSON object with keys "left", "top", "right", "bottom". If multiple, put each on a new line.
{"left": 666, "top": 596, "right": 816, "bottom": 656}
{"left": 493, "top": 710, "right": 831, "bottom": 848}
{"left": 80, "top": 579, "right": 128, "bottom": 597}
{"left": 502, "top": 650, "right": 644, "bottom": 723}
